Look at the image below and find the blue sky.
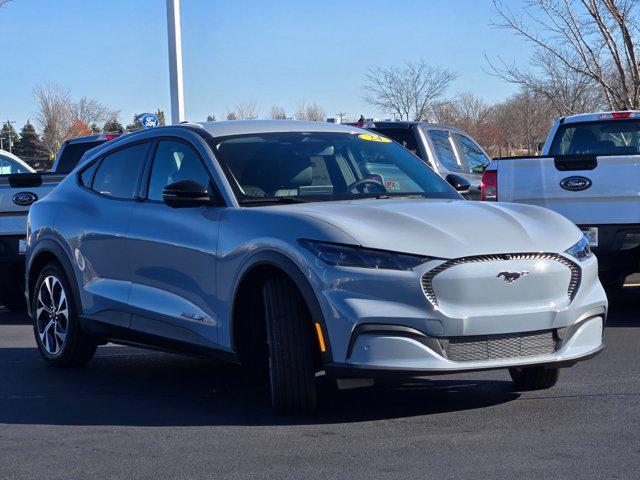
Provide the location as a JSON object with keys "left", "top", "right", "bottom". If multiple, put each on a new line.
{"left": 0, "top": 0, "right": 531, "bottom": 129}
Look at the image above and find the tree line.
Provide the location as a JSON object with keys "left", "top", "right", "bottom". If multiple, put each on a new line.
{"left": 4, "top": 0, "right": 638, "bottom": 161}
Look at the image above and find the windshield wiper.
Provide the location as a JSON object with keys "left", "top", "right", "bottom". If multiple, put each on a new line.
{"left": 374, "top": 194, "right": 429, "bottom": 200}
{"left": 240, "top": 196, "right": 310, "bottom": 205}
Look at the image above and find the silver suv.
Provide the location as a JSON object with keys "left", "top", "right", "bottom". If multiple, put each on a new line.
{"left": 26, "top": 120, "right": 607, "bottom": 412}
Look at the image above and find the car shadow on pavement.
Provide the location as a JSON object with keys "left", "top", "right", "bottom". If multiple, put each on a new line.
{"left": 605, "top": 285, "right": 640, "bottom": 327}
{"left": 0, "top": 345, "right": 519, "bottom": 427}
{"left": 0, "top": 308, "right": 31, "bottom": 325}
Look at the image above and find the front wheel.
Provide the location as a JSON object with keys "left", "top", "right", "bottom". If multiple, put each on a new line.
{"left": 32, "top": 263, "right": 97, "bottom": 367}
{"left": 263, "top": 276, "right": 318, "bottom": 413}
{"left": 509, "top": 366, "right": 560, "bottom": 390}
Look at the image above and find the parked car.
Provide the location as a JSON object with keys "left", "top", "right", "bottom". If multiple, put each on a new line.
{"left": 483, "top": 110, "right": 640, "bottom": 287}
{"left": 0, "top": 134, "right": 122, "bottom": 310}
{"left": 351, "top": 121, "right": 491, "bottom": 199}
{"left": 26, "top": 120, "right": 606, "bottom": 413}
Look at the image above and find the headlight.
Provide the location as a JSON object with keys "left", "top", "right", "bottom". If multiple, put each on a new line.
{"left": 565, "top": 235, "right": 592, "bottom": 261}
{"left": 299, "top": 239, "right": 433, "bottom": 270}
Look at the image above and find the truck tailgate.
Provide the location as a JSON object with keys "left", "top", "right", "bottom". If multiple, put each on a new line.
{"left": 0, "top": 173, "right": 65, "bottom": 235}
{"left": 497, "top": 155, "right": 640, "bottom": 225}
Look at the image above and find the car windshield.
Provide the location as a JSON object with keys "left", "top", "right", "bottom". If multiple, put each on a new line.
{"left": 549, "top": 120, "right": 640, "bottom": 155}
{"left": 209, "top": 131, "right": 459, "bottom": 205}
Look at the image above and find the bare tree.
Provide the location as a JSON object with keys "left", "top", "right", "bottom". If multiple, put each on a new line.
{"left": 33, "top": 84, "right": 74, "bottom": 159}
{"left": 234, "top": 100, "right": 259, "bottom": 120}
{"left": 0, "top": 0, "right": 11, "bottom": 8}
{"left": 226, "top": 111, "right": 237, "bottom": 121}
{"left": 270, "top": 106, "right": 287, "bottom": 120}
{"left": 363, "top": 60, "right": 458, "bottom": 120}
{"left": 494, "top": 89, "right": 555, "bottom": 155}
{"left": 73, "top": 97, "right": 119, "bottom": 128}
{"left": 490, "top": 0, "right": 640, "bottom": 110}
{"left": 294, "top": 101, "right": 327, "bottom": 121}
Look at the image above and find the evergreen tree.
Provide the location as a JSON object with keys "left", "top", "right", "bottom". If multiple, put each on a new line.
{"left": 90, "top": 123, "right": 101, "bottom": 134}
{"left": 0, "top": 122, "right": 19, "bottom": 153}
{"left": 103, "top": 119, "right": 124, "bottom": 133}
{"left": 13, "top": 121, "right": 45, "bottom": 158}
{"left": 126, "top": 113, "right": 143, "bottom": 132}
{"left": 206, "top": 114, "right": 216, "bottom": 122}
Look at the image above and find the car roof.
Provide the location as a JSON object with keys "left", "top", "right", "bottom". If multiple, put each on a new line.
{"left": 193, "top": 120, "right": 362, "bottom": 137}
{"left": 368, "top": 121, "right": 465, "bottom": 131}
{"left": 561, "top": 110, "right": 640, "bottom": 124}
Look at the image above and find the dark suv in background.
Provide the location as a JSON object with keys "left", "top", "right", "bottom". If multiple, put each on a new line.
{"left": 352, "top": 121, "right": 491, "bottom": 200}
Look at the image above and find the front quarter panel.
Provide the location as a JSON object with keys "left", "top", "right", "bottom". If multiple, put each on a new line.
{"left": 216, "top": 207, "right": 357, "bottom": 351}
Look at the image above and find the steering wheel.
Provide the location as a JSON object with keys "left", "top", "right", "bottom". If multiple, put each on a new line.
{"left": 347, "top": 178, "right": 387, "bottom": 194}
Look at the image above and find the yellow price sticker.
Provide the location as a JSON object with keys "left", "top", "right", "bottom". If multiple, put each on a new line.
{"left": 358, "top": 133, "right": 392, "bottom": 143}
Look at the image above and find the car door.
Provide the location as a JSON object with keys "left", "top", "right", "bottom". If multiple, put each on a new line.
{"left": 126, "top": 138, "right": 222, "bottom": 347}
{"left": 451, "top": 132, "right": 491, "bottom": 200}
{"left": 67, "top": 141, "right": 151, "bottom": 328}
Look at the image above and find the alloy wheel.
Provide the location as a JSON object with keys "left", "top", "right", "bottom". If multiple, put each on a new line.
{"left": 36, "top": 275, "right": 69, "bottom": 355}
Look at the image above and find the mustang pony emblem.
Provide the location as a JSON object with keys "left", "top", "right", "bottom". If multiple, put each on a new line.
{"left": 497, "top": 270, "right": 529, "bottom": 284}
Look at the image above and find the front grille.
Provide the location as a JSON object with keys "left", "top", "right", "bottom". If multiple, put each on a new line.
{"left": 440, "top": 330, "right": 557, "bottom": 362}
{"left": 421, "top": 253, "right": 581, "bottom": 307}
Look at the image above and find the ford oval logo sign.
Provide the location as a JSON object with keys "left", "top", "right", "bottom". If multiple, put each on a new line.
{"left": 560, "top": 176, "right": 592, "bottom": 191}
{"left": 12, "top": 191, "right": 38, "bottom": 206}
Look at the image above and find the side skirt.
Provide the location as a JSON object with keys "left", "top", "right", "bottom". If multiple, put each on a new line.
{"left": 79, "top": 316, "right": 239, "bottom": 364}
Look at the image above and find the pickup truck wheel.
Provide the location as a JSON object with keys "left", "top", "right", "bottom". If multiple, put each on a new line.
{"left": 263, "top": 276, "right": 318, "bottom": 413}
{"left": 509, "top": 366, "right": 560, "bottom": 390}
{"left": 32, "top": 264, "right": 97, "bottom": 367}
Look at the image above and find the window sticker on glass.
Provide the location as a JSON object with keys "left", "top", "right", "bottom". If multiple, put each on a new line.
{"left": 358, "top": 133, "right": 391, "bottom": 143}
{"left": 385, "top": 180, "right": 401, "bottom": 191}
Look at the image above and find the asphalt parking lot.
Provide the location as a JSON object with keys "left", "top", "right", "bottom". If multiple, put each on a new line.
{"left": 0, "top": 288, "right": 638, "bottom": 480}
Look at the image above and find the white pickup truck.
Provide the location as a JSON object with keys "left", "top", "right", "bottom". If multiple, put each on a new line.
{"left": 483, "top": 110, "right": 640, "bottom": 287}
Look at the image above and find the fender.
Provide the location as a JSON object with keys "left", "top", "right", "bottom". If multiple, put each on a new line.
{"left": 27, "top": 239, "right": 81, "bottom": 318}
{"left": 231, "top": 250, "right": 333, "bottom": 364}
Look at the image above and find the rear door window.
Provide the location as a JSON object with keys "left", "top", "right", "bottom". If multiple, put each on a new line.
{"left": 427, "top": 130, "right": 462, "bottom": 172}
{"left": 91, "top": 142, "right": 149, "bottom": 199}
{"left": 452, "top": 133, "right": 490, "bottom": 174}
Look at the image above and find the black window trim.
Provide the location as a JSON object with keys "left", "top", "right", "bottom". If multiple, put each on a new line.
{"left": 139, "top": 135, "right": 226, "bottom": 206}
{"left": 76, "top": 139, "right": 153, "bottom": 203}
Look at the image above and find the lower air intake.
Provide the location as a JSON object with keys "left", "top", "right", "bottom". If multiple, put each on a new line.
{"left": 440, "top": 330, "right": 557, "bottom": 362}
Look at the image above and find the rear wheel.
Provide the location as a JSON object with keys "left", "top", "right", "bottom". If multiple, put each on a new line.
{"left": 263, "top": 276, "right": 318, "bottom": 413}
{"left": 509, "top": 366, "right": 560, "bottom": 390}
{"left": 32, "top": 263, "right": 97, "bottom": 367}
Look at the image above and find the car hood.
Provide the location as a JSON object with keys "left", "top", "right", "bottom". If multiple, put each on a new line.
{"left": 276, "top": 198, "right": 582, "bottom": 258}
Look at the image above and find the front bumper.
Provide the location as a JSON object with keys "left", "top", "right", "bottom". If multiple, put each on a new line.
{"left": 309, "top": 246, "right": 607, "bottom": 376}
{"left": 325, "top": 312, "right": 604, "bottom": 378}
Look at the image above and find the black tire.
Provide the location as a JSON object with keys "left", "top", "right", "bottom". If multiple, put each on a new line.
{"left": 263, "top": 276, "right": 318, "bottom": 413}
{"left": 509, "top": 366, "right": 560, "bottom": 391}
{"left": 32, "top": 263, "right": 97, "bottom": 367}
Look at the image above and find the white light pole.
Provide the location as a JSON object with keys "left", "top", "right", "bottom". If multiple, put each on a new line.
{"left": 166, "top": 0, "right": 185, "bottom": 124}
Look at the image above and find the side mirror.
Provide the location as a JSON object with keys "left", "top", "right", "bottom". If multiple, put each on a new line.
{"left": 445, "top": 174, "right": 471, "bottom": 193}
{"left": 162, "top": 180, "right": 212, "bottom": 208}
